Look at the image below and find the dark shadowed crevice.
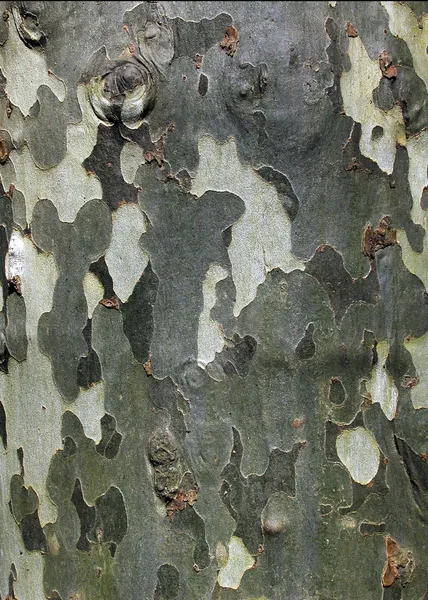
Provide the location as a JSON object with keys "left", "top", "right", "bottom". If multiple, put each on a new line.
{"left": 0, "top": 399, "right": 6, "bottom": 449}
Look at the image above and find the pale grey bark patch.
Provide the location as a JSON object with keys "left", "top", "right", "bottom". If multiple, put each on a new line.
{"left": 2, "top": 2, "right": 428, "bottom": 598}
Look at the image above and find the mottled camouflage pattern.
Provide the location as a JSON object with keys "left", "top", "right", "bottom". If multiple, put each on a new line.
{"left": 0, "top": 2, "right": 428, "bottom": 599}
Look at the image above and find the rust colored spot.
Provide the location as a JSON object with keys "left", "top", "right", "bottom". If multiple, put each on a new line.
{"left": 293, "top": 418, "right": 304, "bottom": 429}
{"left": 129, "top": 41, "right": 136, "bottom": 54}
{"left": 362, "top": 217, "right": 396, "bottom": 260}
{"left": 166, "top": 486, "right": 199, "bottom": 519}
{"left": 144, "top": 150, "right": 164, "bottom": 167}
{"left": 379, "top": 51, "right": 398, "bottom": 79}
{"left": 403, "top": 376, "right": 418, "bottom": 388}
{"left": 220, "top": 26, "right": 239, "bottom": 56}
{"left": 144, "top": 138, "right": 165, "bottom": 167}
{"left": 384, "top": 64, "right": 398, "bottom": 78}
{"left": 382, "top": 536, "right": 414, "bottom": 587}
{"left": 367, "top": 479, "right": 374, "bottom": 488}
{"left": 258, "top": 544, "right": 264, "bottom": 554}
{"left": 346, "top": 22, "right": 358, "bottom": 37}
{"left": 0, "top": 138, "right": 9, "bottom": 164}
{"left": 99, "top": 295, "right": 120, "bottom": 310}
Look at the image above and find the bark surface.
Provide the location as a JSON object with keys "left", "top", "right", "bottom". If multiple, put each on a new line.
{"left": 1, "top": 2, "right": 428, "bottom": 599}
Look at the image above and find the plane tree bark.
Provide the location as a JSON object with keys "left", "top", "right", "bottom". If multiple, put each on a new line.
{"left": 0, "top": 2, "right": 428, "bottom": 599}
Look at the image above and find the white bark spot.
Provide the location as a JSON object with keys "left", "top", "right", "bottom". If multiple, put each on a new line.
{"left": 382, "top": 2, "right": 428, "bottom": 90}
{"left": 5, "top": 229, "right": 25, "bottom": 280}
{"left": 0, "top": 18, "right": 65, "bottom": 116}
{"left": 218, "top": 536, "right": 255, "bottom": 589}
{"left": 336, "top": 427, "right": 380, "bottom": 485}
{"left": 197, "top": 264, "right": 228, "bottom": 368}
{"left": 340, "top": 36, "right": 405, "bottom": 174}
{"left": 83, "top": 271, "right": 104, "bottom": 318}
{"left": 365, "top": 340, "right": 398, "bottom": 420}
{"left": 1, "top": 86, "right": 103, "bottom": 224}
{"left": 120, "top": 141, "right": 145, "bottom": 184}
{"left": 404, "top": 331, "right": 428, "bottom": 409}
{"left": 70, "top": 382, "right": 105, "bottom": 443}
{"left": 105, "top": 203, "right": 149, "bottom": 302}
{"left": 192, "top": 136, "right": 303, "bottom": 316}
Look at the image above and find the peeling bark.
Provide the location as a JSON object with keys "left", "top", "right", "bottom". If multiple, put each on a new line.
{"left": 1, "top": 2, "right": 428, "bottom": 599}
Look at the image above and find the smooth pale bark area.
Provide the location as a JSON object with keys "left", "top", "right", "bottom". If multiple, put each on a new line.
{"left": 1, "top": 2, "right": 428, "bottom": 599}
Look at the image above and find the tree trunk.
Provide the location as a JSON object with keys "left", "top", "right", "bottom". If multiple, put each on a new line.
{"left": 0, "top": 1, "right": 428, "bottom": 598}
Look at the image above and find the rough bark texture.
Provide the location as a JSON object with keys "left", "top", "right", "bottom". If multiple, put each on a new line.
{"left": 0, "top": 1, "right": 428, "bottom": 599}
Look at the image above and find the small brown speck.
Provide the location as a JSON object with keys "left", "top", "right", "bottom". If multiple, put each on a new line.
{"left": 220, "top": 26, "right": 239, "bottom": 56}
{"left": 346, "top": 22, "right": 358, "bottom": 37}
{"left": 99, "top": 296, "right": 120, "bottom": 310}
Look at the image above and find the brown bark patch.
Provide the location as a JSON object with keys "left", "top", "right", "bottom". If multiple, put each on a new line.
{"left": 143, "top": 357, "right": 153, "bottom": 376}
{"left": 220, "top": 26, "right": 239, "bottom": 56}
{"left": 99, "top": 295, "right": 120, "bottom": 310}
{"left": 166, "top": 486, "right": 198, "bottom": 518}
{"left": 362, "top": 217, "right": 396, "bottom": 260}
{"left": 346, "top": 22, "right": 358, "bottom": 37}
{"left": 382, "top": 536, "right": 414, "bottom": 587}
{"left": 379, "top": 51, "right": 398, "bottom": 79}
{"left": 0, "top": 137, "right": 9, "bottom": 163}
